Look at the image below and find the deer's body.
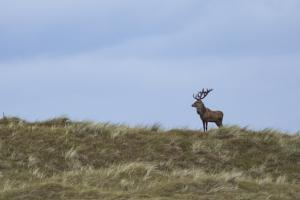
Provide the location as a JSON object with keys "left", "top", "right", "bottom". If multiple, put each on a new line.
{"left": 192, "top": 89, "right": 223, "bottom": 132}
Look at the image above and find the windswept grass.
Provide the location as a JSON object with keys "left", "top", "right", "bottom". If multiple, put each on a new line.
{"left": 0, "top": 117, "right": 299, "bottom": 199}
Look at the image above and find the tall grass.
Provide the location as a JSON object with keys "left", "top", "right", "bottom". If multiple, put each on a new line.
{"left": 0, "top": 117, "right": 299, "bottom": 200}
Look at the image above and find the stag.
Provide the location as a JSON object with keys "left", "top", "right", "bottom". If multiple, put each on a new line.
{"left": 192, "top": 89, "right": 223, "bottom": 132}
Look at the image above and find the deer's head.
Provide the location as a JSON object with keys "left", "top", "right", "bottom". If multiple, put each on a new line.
{"left": 192, "top": 88, "right": 213, "bottom": 109}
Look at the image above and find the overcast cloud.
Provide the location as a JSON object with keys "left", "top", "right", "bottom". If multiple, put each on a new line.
{"left": 1, "top": 0, "right": 300, "bottom": 132}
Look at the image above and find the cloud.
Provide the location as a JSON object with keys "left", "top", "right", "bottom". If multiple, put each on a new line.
{"left": 1, "top": 0, "right": 300, "bottom": 61}
{"left": 0, "top": 0, "right": 199, "bottom": 60}
{"left": 1, "top": 1, "right": 300, "bottom": 132}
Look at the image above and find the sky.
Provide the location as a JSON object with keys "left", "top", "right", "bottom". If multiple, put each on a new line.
{"left": 1, "top": 0, "right": 300, "bottom": 132}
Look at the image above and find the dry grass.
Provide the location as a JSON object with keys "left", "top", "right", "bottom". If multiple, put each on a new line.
{"left": 0, "top": 117, "right": 299, "bottom": 200}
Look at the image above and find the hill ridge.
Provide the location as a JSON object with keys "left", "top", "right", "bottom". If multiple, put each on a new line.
{"left": 0, "top": 117, "right": 299, "bottom": 199}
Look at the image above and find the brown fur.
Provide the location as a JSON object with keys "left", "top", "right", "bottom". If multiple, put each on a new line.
{"left": 192, "top": 89, "right": 223, "bottom": 132}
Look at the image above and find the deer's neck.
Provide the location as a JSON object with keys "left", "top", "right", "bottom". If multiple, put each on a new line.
{"left": 196, "top": 102, "right": 207, "bottom": 116}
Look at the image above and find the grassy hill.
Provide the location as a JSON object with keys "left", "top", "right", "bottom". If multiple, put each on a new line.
{"left": 0, "top": 117, "right": 299, "bottom": 200}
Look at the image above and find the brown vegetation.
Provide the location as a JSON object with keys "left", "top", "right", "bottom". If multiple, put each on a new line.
{"left": 0, "top": 117, "right": 299, "bottom": 200}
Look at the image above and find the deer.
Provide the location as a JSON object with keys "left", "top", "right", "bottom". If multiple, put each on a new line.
{"left": 192, "top": 89, "right": 223, "bottom": 132}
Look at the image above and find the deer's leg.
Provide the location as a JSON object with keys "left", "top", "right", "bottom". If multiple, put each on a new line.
{"left": 202, "top": 121, "right": 206, "bottom": 132}
{"left": 205, "top": 122, "right": 208, "bottom": 131}
{"left": 219, "top": 114, "right": 224, "bottom": 127}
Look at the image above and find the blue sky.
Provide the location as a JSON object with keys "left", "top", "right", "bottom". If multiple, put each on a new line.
{"left": 1, "top": 0, "right": 300, "bottom": 132}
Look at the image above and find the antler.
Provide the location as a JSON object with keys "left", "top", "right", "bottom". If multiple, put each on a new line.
{"left": 193, "top": 88, "right": 213, "bottom": 100}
